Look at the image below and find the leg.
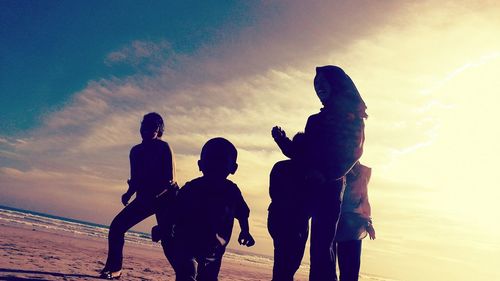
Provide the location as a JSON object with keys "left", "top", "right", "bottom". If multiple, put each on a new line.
{"left": 155, "top": 189, "right": 177, "bottom": 240}
{"left": 309, "top": 184, "right": 343, "bottom": 281}
{"left": 272, "top": 233, "right": 309, "bottom": 281}
{"left": 337, "top": 240, "right": 362, "bottom": 281}
{"left": 269, "top": 211, "right": 309, "bottom": 281}
{"left": 332, "top": 241, "right": 339, "bottom": 281}
{"left": 162, "top": 239, "right": 197, "bottom": 281}
{"left": 104, "top": 199, "right": 156, "bottom": 271}
{"left": 196, "top": 247, "right": 226, "bottom": 281}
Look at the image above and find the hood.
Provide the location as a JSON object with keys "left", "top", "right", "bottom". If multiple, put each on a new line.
{"left": 316, "top": 65, "right": 367, "bottom": 118}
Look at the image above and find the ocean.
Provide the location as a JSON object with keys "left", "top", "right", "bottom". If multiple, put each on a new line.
{"left": 0, "top": 205, "right": 275, "bottom": 270}
{"left": 0, "top": 205, "right": 395, "bottom": 281}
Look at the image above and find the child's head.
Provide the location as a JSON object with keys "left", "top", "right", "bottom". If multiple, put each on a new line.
{"left": 198, "top": 137, "right": 238, "bottom": 179}
{"left": 291, "top": 132, "right": 307, "bottom": 160}
{"left": 140, "top": 112, "right": 164, "bottom": 140}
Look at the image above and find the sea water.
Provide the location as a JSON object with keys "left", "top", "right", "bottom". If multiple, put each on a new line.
{"left": 0, "top": 205, "right": 274, "bottom": 268}
{"left": 0, "top": 205, "right": 395, "bottom": 281}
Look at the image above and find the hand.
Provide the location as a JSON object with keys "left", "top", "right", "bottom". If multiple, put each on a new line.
{"left": 367, "top": 224, "right": 376, "bottom": 240}
{"left": 151, "top": 225, "right": 161, "bottom": 242}
{"left": 271, "top": 126, "right": 286, "bottom": 140}
{"left": 238, "top": 231, "right": 255, "bottom": 247}
{"left": 121, "top": 192, "right": 132, "bottom": 206}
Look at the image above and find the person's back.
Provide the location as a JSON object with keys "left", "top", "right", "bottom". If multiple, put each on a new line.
{"left": 305, "top": 108, "right": 364, "bottom": 182}
{"left": 130, "top": 138, "right": 175, "bottom": 200}
{"left": 268, "top": 160, "right": 308, "bottom": 216}
{"left": 268, "top": 132, "right": 309, "bottom": 218}
{"left": 163, "top": 137, "right": 255, "bottom": 281}
{"left": 173, "top": 176, "right": 249, "bottom": 255}
{"left": 268, "top": 132, "right": 311, "bottom": 281}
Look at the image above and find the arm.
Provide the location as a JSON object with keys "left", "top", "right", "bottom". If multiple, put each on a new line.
{"left": 237, "top": 218, "right": 255, "bottom": 247}
{"left": 122, "top": 149, "right": 138, "bottom": 205}
{"left": 233, "top": 187, "right": 254, "bottom": 247}
{"left": 360, "top": 165, "right": 375, "bottom": 239}
{"left": 361, "top": 190, "right": 376, "bottom": 240}
{"left": 272, "top": 126, "right": 294, "bottom": 158}
{"left": 121, "top": 179, "right": 136, "bottom": 206}
{"left": 162, "top": 142, "right": 177, "bottom": 188}
{"left": 359, "top": 165, "right": 372, "bottom": 217}
{"left": 366, "top": 218, "right": 376, "bottom": 240}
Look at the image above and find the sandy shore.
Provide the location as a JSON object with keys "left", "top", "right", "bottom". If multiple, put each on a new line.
{"left": 0, "top": 220, "right": 309, "bottom": 281}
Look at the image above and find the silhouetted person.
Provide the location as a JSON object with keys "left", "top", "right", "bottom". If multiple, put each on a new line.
{"left": 162, "top": 137, "right": 255, "bottom": 281}
{"left": 273, "top": 66, "right": 367, "bottom": 281}
{"left": 100, "top": 112, "right": 177, "bottom": 279}
{"left": 268, "top": 132, "right": 311, "bottom": 281}
{"left": 334, "top": 162, "right": 375, "bottom": 281}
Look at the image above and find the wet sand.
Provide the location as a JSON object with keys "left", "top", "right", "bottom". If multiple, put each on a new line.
{"left": 0, "top": 220, "right": 306, "bottom": 281}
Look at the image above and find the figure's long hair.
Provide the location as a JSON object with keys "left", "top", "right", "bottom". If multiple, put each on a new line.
{"left": 316, "top": 66, "right": 368, "bottom": 119}
{"left": 142, "top": 112, "right": 165, "bottom": 137}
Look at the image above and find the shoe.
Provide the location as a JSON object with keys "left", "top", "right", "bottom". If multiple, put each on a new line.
{"left": 99, "top": 270, "right": 122, "bottom": 279}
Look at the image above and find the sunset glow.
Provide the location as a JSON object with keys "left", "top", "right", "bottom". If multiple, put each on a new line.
{"left": 1, "top": 1, "right": 500, "bottom": 280}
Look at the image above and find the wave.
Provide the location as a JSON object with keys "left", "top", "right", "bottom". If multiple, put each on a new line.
{"left": 0, "top": 205, "right": 397, "bottom": 281}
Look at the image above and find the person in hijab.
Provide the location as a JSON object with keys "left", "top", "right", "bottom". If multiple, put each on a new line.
{"left": 272, "top": 65, "right": 367, "bottom": 281}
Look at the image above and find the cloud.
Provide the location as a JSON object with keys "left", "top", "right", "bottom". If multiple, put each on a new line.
{"left": 105, "top": 40, "right": 175, "bottom": 68}
{"left": 2, "top": 2, "right": 500, "bottom": 279}
{"left": 420, "top": 52, "right": 500, "bottom": 96}
{"left": 0, "top": 0, "right": 407, "bottom": 254}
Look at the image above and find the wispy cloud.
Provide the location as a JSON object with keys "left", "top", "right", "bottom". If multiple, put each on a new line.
{"left": 2, "top": 1, "right": 500, "bottom": 280}
{"left": 0, "top": 0, "right": 407, "bottom": 261}
{"left": 420, "top": 52, "right": 500, "bottom": 96}
{"left": 105, "top": 40, "right": 175, "bottom": 67}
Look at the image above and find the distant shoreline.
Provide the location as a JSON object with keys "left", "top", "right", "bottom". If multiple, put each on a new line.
{"left": 0, "top": 205, "right": 387, "bottom": 280}
{"left": 0, "top": 204, "right": 112, "bottom": 230}
{"left": 0, "top": 210, "right": 293, "bottom": 281}
{"left": 0, "top": 204, "right": 274, "bottom": 260}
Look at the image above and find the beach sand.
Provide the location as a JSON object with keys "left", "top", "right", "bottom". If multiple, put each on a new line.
{"left": 0, "top": 220, "right": 308, "bottom": 281}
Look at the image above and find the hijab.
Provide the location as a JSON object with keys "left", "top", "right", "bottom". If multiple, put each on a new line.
{"left": 315, "top": 65, "right": 368, "bottom": 119}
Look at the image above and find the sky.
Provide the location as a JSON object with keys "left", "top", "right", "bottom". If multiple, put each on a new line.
{"left": 1, "top": 1, "right": 500, "bottom": 280}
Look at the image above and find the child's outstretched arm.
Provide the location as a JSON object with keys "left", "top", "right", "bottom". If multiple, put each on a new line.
{"left": 237, "top": 218, "right": 255, "bottom": 247}
{"left": 234, "top": 186, "right": 254, "bottom": 247}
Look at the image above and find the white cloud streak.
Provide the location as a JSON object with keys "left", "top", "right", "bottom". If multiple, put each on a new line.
{"left": 2, "top": 1, "right": 500, "bottom": 280}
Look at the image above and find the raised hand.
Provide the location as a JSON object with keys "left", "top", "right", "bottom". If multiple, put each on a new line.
{"left": 271, "top": 126, "right": 286, "bottom": 140}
